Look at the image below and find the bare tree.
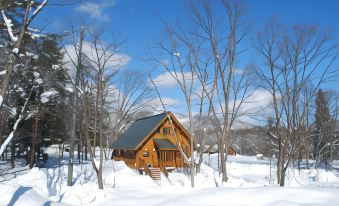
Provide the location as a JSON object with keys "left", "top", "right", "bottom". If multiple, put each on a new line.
{"left": 62, "top": 25, "right": 85, "bottom": 186}
{"left": 148, "top": 23, "right": 198, "bottom": 187}
{"left": 85, "top": 31, "right": 125, "bottom": 189}
{"left": 255, "top": 20, "right": 337, "bottom": 186}
{"left": 111, "top": 70, "right": 152, "bottom": 145}
{"left": 190, "top": 0, "right": 249, "bottom": 182}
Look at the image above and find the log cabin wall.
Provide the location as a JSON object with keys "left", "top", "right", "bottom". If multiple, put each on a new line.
{"left": 112, "top": 149, "right": 137, "bottom": 167}
{"left": 135, "top": 118, "right": 190, "bottom": 168}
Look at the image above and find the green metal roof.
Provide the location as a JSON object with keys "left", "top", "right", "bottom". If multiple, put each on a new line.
{"left": 111, "top": 113, "right": 167, "bottom": 150}
{"left": 153, "top": 139, "right": 178, "bottom": 150}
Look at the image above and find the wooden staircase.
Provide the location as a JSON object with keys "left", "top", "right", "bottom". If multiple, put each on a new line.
{"left": 149, "top": 167, "right": 161, "bottom": 181}
{"left": 142, "top": 160, "right": 162, "bottom": 181}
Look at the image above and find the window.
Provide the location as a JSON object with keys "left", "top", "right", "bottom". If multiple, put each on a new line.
{"left": 143, "top": 151, "right": 149, "bottom": 157}
{"left": 163, "top": 128, "right": 170, "bottom": 134}
{"left": 114, "top": 150, "right": 121, "bottom": 157}
{"left": 123, "top": 150, "right": 135, "bottom": 158}
{"left": 154, "top": 128, "right": 160, "bottom": 134}
{"left": 160, "top": 151, "right": 174, "bottom": 162}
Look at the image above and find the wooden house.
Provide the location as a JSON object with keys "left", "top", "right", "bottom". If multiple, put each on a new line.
{"left": 198, "top": 144, "right": 237, "bottom": 156}
{"left": 227, "top": 146, "right": 237, "bottom": 156}
{"left": 111, "top": 112, "right": 191, "bottom": 170}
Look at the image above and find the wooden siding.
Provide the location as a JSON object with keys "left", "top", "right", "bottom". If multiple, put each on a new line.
{"left": 136, "top": 118, "right": 190, "bottom": 168}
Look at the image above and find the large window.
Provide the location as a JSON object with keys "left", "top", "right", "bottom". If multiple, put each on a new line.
{"left": 160, "top": 151, "right": 174, "bottom": 162}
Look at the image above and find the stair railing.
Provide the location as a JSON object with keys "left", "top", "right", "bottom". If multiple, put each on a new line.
{"left": 142, "top": 159, "right": 151, "bottom": 177}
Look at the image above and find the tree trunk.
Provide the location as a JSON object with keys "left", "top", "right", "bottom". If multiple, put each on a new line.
{"left": 97, "top": 84, "right": 104, "bottom": 189}
{"left": 59, "top": 144, "right": 61, "bottom": 163}
{"left": 61, "top": 143, "right": 64, "bottom": 159}
{"left": 93, "top": 89, "right": 99, "bottom": 157}
{"left": 280, "top": 169, "right": 286, "bottom": 187}
{"left": 77, "top": 142, "right": 81, "bottom": 163}
{"left": 196, "top": 130, "right": 207, "bottom": 173}
{"left": 80, "top": 86, "right": 99, "bottom": 180}
{"left": 306, "top": 154, "right": 309, "bottom": 169}
{"left": 5, "top": 146, "right": 8, "bottom": 161}
{"left": 84, "top": 137, "right": 88, "bottom": 161}
{"left": 67, "top": 26, "right": 84, "bottom": 186}
{"left": 328, "top": 136, "right": 333, "bottom": 170}
{"left": 221, "top": 138, "right": 228, "bottom": 182}
{"left": 11, "top": 142, "right": 15, "bottom": 168}
{"left": 187, "top": 104, "right": 195, "bottom": 187}
{"left": 315, "top": 153, "right": 320, "bottom": 169}
{"left": 297, "top": 152, "right": 301, "bottom": 173}
{"left": 29, "top": 106, "right": 39, "bottom": 168}
{"left": 277, "top": 139, "right": 282, "bottom": 184}
{"left": 67, "top": 114, "right": 76, "bottom": 186}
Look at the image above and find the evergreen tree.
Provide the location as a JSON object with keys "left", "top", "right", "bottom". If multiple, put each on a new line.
{"left": 313, "top": 89, "right": 332, "bottom": 167}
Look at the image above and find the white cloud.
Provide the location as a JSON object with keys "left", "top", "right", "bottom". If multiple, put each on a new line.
{"left": 176, "top": 116, "right": 189, "bottom": 125}
{"left": 144, "top": 97, "right": 180, "bottom": 112}
{"left": 234, "top": 68, "right": 244, "bottom": 75}
{"left": 151, "top": 72, "right": 177, "bottom": 88}
{"left": 150, "top": 71, "right": 196, "bottom": 88}
{"left": 148, "top": 97, "right": 179, "bottom": 107}
{"left": 230, "top": 89, "right": 276, "bottom": 128}
{"left": 76, "top": 1, "right": 117, "bottom": 22}
{"left": 237, "top": 89, "right": 273, "bottom": 113}
{"left": 212, "top": 89, "right": 276, "bottom": 128}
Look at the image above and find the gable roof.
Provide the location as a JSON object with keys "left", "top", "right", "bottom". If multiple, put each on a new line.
{"left": 154, "top": 139, "right": 178, "bottom": 150}
{"left": 111, "top": 113, "right": 167, "bottom": 150}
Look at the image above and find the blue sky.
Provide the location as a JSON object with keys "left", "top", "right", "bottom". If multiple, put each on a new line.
{"left": 37, "top": 0, "right": 339, "bottom": 69}
{"left": 33, "top": 0, "right": 339, "bottom": 123}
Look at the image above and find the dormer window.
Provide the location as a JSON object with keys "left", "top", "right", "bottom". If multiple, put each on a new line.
{"left": 163, "top": 128, "right": 170, "bottom": 134}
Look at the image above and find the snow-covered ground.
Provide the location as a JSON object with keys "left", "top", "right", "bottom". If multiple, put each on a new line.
{"left": 1, "top": 145, "right": 339, "bottom": 205}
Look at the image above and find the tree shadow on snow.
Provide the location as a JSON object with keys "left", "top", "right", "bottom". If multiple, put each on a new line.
{"left": 42, "top": 201, "right": 53, "bottom": 206}
{"left": 7, "top": 186, "right": 32, "bottom": 206}
{"left": 46, "top": 167, "right": 62, "bottom": 197}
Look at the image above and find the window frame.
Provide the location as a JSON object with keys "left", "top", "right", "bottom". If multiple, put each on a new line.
{"left": 143, "top": 151, "right": 149, "bottom": 157}
{"left": 163, "top": 127, "right": 170, "bottom": 134}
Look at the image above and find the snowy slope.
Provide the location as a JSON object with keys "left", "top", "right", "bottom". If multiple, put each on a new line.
{"left": 1, "top": 145, "right": 339, "bottom": 205}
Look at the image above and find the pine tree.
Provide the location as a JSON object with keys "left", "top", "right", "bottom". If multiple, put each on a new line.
{"left": 314, "top": 89, "right": 332, "bottom": 168}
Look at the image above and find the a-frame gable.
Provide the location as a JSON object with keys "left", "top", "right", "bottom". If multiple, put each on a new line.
{"left": 135, "top": 112, "right": 191, "bottom": 150}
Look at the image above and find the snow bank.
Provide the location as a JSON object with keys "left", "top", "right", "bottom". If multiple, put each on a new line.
{"left": 1, "top": 148, "right": 339, "bottom": 205}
